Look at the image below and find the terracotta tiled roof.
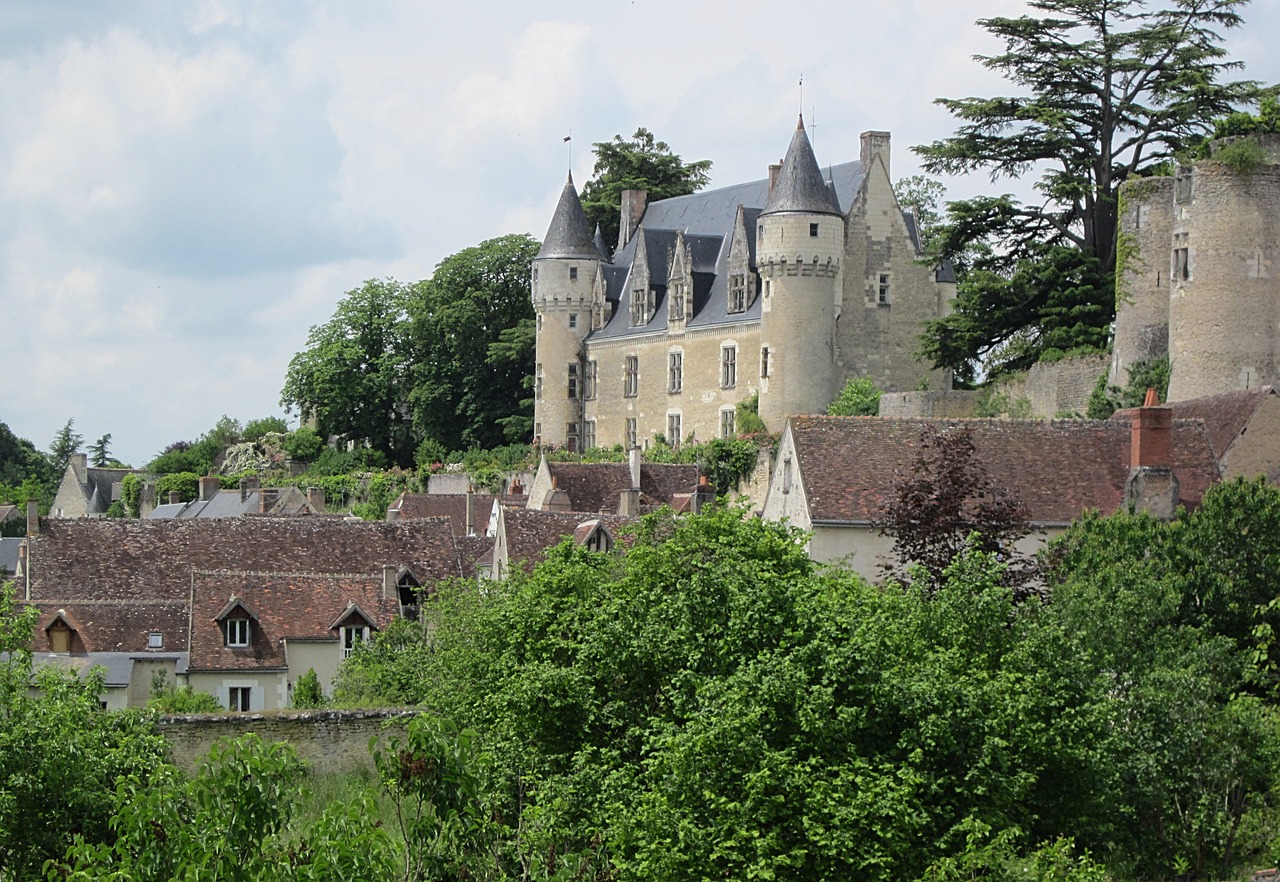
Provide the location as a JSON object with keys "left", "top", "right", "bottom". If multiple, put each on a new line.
{"left": 454, "top": 534, "right": 495, "bottom": 579}
{"left": 389, "top": 493, "right": 498, "bottom": 536}
{"left": 544, "top": 462, "right": 699, "bottom": 513}
{"left": 188, "top": 570, "right": 401, "bottom": 673}
{"left": 1113, "top": 387, "right": 1275, "bottom": 459}
{"left": 32, "top": 601, "right": 190, "bottom": 654}
{"left": 789, "top": 416, "right": 1219, "bottom": 525}
{"left": 500, "top": 508, "right": 635, "bottom": 573}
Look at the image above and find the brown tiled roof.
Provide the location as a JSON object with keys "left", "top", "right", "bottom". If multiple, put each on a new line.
{"left": 32, "top": 601, "right": 190, "bottom": 654}
{"left": 1114, "top": 387, "right": 1275, "bottom": 460}
{"left": 500, "top": 508, "right": 635, "bottom": 573}
{"left": 389, "top": 493, "right": 497, "bottom": 536}
{"left": 454, "top": 534, "right": 495, "bottom": 579}
{"left": 789, "top": 416, "right": 1219, "bottom": 525}
{"left": 188, "top": 570, "right": 401, "bottom": 672}
{"left": 25, "top": 517, "right": 461, "bottom": 608}
{"left": 544, "top": 462, "right": 699, "bottom": 513}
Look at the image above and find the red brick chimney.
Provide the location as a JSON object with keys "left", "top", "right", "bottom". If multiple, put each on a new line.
{"left": 1130, "top": 388, "right": 1172, "bottom": 469}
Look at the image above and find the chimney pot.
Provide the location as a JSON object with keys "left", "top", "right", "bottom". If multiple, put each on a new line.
{"left": 169, "top": 490, "right": 180, "bottom": 505}
{"left": 629, "top": 446, "right": 641, "bottom": 491}
{"left": 25, "top": 499, "right": 39, "bottom": 536}
{"left": 768, "top": 162, "right": 782, "bottom": 198}
{"left": 198, "top": 476, "right": 220, "bottom": 502}
{"left": 1130, "top": 404, "right": 1172, "bottom": 470}
{"left": 306, "top": 486, "right": 325, "bottom": 514}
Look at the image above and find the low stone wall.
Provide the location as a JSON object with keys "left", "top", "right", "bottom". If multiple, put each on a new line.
{"left": 996, "top": 354, "right": 1108, "bottom": 418}
{"left": 880, "top": 390, "right": 979, "bottom": 418}
{"left": 158, "top": 708, "right": 418, "bottom": 775}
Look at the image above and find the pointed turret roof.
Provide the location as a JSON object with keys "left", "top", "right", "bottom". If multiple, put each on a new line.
{"left": 761, "top": 116, "right": 841, "bottom": 217}
{"left": 538, "top": 173, "right": 603, "bottom": 260}
{"left": 592, "top": 224, "right": 610, "bottom": 259}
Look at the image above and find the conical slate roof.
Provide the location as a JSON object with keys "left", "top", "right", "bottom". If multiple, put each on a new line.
{"left": 761, "top": 116, "right": 841, "bottom": 217}
{"left": 592, "top": 224, "right": 610, "bottom": 259}
{"left": 538, "top": 173, "right": 603, "bottom": 260}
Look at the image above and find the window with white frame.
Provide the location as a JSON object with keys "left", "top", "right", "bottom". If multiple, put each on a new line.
{"left": 720, "top": 408, "right": 736, "bottom": 439}
{"left": 342, "top": 626, "right": 367, "bottom": 659}
{"left": 667, "top": 413, "right": 682, "bottom": 448}
{"left": 668, "top": 351, "right": 683, "bottom": 394}
{"left": 623, "top": 356, "right": 639, "bottom": 397}
{"left": 721, "top": 345, "right": 737, "bottom": 388}
{"left": 225, "top": 618, "right": 250, "bottom": 648}
{"left": 228, "top": 686, "right": 251, "bottom": 712}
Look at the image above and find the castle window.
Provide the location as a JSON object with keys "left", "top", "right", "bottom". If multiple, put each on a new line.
{"left": 582, "top": 420, "right": 596, "bottom": 451}
{"left": 532, "top": 267, "right": 538, "bottom": 282}
{"left": 667, "top": 413, "right": 682, "bottom": 448}
{"left": 228, "top": 687, "right": 251, "bottom": 712}
{"left": 878, "top": 273, "right": 891, "bottom": 304}
{"left": 669, "top": 282, "right": 686, "bottom": 322}
{"left": 626, "top": 418, "right": 638, "bottom": 449}
{"left": 584, "top": 360, "right": 597, "bottom": 400}
{"left": 225, "top": 618, "right": 250, "bottom": 648}
{"left": 668, "top": 351, "right": 683, "bottom": 393}
{"left": 721, "top": 345, "right": 737, "bottom": 389}
{"left": 1175, "top": 168, "right": 1193, "bottom": 203}
{"left": 761, "top": 346, "right": 771, "bottom": 378}
{"left": 1174, "top": 247, "right": 1190, "bottom": 281}
{"left": 569, "top": 313, "right": 577, "bottom": 328}
{"left": 569, "top": 266, "right": 578, "bottom": 281}
{"left": 810, "top": 223, "right": 819, "bottom": 237}
{"left": 567, "top": 363, "right": 580, "bottom": 400}
{"left": 720, "top": 408, "right": 736, "bottom": 439}
{"left": 728, "top": 274, "right": 747, "bottom": 313}
{"left": 566, "top": 422, "right": 579, "bottom": 453}
{"left": 535, "top": 363, "right": 543, "bottom": 400}
{"left": 624, "top": 356, "right": 639, "bottom": 397}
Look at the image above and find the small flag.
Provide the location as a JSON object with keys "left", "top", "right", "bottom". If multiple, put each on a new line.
{"left": 563, "top": 135, "right": 572, "bottom": 142}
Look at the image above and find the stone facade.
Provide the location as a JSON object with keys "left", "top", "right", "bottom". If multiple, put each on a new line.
{"left": 1114, "top": 135, "right": 1280, "bottom": 402}
{"left": 533, "top": 119, "right": 953, "bottom": 450}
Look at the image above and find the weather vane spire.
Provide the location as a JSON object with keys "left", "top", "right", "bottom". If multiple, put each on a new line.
{"left": 564, "top": 130, "right": 573, "bottom": 171}
{"left": 798, "top": 74, "right": 804, "bottom": 117}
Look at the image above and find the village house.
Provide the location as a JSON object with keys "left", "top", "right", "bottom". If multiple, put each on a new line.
{"left": 49, "top": 453, "right": 144, "bottom": 518}
{"left": 761, "top": 406, "right": 1220, "bottom": 581}
{"left": 16, "top": 509, "right": 460, "bottom": 709}
{"left": 525, "top": 449, "right": 701, "bottom": 515}
{"left": 146, "top": 475, "right": 325, "bottom": 519}
{"left": 487, "top": 507, "right": 634, "bottom": 580}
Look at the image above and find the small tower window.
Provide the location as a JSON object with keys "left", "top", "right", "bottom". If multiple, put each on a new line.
{"left": 567, "top": 363, "right": 580, "bottom": 400}
{"left": 668, "top": 351, "right": 683, "bottom": 394}
{"left": 809, "top": 223, "right": 819, "bottom": 237}
{"left": 569, "top": 266, "right": 578, "bottom": 281}
{"left": 721, "top": 345, "right": 737, "bottom": 389}
{"left": 535, "top": 363, "right": 543, "bottom": 400}
{"left": 569, "top": 313, "right": 577, "bottom": 328}
{"left": 878, "top": 273, "right": 891, "bottom": 304}
{"left": 761, "top": 346, "right": 771, "bottom": 378}
{"left": 1174, "top": 247, "right": 1190, "bottom": 281}
{"left": 624, "top": 356, "right": 639, "bottom": 397}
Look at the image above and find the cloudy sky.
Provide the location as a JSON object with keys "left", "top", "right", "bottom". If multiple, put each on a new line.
{"left": 2, "top": 0, "right": 1277, "bottom": 467}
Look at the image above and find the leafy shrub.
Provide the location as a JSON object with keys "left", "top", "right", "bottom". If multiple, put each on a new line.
{"left": 282, "top": 426, "right": 325, "bottom": 462}
{"left": 292, "top": 668, "right": 326, "bottom": 708}
{"left": 736, "top": 392, "right": 767, "bottom": 434}
{"left": 242, "top": 416, "right": 289, "bottom": 443}
{"left": 155, "top": 471, "right": 200, "bottom": 503}
{"left": 827, "top": 377, "right": 882, "bottom": 416}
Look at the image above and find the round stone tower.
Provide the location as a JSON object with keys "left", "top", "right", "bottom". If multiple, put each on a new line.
{"left": 757, "top": 116, "right": 844, "bottom": 428}
{"left": 532, "top": 173, "right": 605, "bottom": 449}
{"left": 1167, "top": 135, "right": 1280, "bottom": 401}
{"left": 1111, "top": 175, "right": 1174, "bottom": 386}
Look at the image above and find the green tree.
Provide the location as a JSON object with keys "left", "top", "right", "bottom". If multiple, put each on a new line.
{"left": 282, "top": 279, "right": 417, "bottom": 467}
{"left": 242, "top": 416, "right": 289, "bottom": 442}
{"left": 916, "top": 0, "right": 1262, "bottom": 381}
{"left": 86, "top": 433, "right": 112, "bottom": 468}
{"left": 291, "top": 668, "right": 326, "bottom": 708}
{"left": 580, "top": 128, "right": 712, "bottom": 250}
{"left": 0, "top": 420, "right": 54, "bottom": 491}
{"left": 48, "top": 418, "right": 83, "bottom": 476}
{"left": 827, "top": 376, "right": 883, "bottom": 416}
{"left": 893, "top": 174, "right": 947, "bottom": 251}
{"left": 408, "top": 234, "right": 541, "bottom": 453}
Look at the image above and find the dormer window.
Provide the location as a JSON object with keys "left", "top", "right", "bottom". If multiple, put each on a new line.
{"left": 341, "top": 626, "right": 367, "bottom": 658}
{"left": 331, "top": 604, "right": 377, "bottom": 659}
{"left": 225, "top": 618, "right": 250, "bottom": 648}
{"left": 669, "top": 282, "right": 685, "bottom": 321}
{"left": 398, "top": 570, "right": 423, "bottom": 621}
{"left": 49, "top": 622, "right": 72, "bottom": 654}
{"left": 728, "top": 274, "right": 746, "bottom": 313}
{"left": 630, "top": 287, "right": 656, "bottom": 326}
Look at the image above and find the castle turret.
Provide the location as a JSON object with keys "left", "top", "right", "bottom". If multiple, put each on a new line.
{"left": 756, "top": 116, "right": 844, "bottom": 427}
{"left": 533, "top": 173, "right": 604, "bottom": 450}
{"left": 1112, "top": 176, "right": 1174, "bottom": 386}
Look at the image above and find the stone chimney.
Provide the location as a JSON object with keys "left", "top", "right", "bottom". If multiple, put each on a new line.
{"left": 239, "top": 475, "right": 260, "bottom": 502}
{"left": 768, "top": 162, "right": 782, "bottom": 198}
{"left": 199, "top": 476, "right": 220, "bottom": 502}
{"left": 69, "top": 452, "right": 88, "bottom": 482}
{"left": 509, "top": 479, "right": 524, "bottom": 497}
{"left": 168, "top": 490, "right": 181, "bottom": 505}
{"left": 383, "top": 565, "right": 397, "bottom": 600}
{"left": 465, "top": 487, "right": 475, "bottom": 537}
{"left": 25, "top": 499, "right": 38, "bottom": 537}
{"left": 617, "top": 189, "right": 648, "bottom": 251}
{"left": 542, "top": 475, "right": 572, "bottom": 513}
{"left": 629, "top": 446, "right": 641, "bottom": 491}
{"left": 860, "top": 131, "right": 891, "bottom": 176}
{"left": 1125, "top": 388, "right": 1179, "bottom": 520}
{"left": 307, "top": 487, "right": 325, "bottom": 513}
{"left": 619, "top": 487, "right": 640, "bottom": 516}
{"left": 258, "top": 487, "right": 281, "bottom": 514}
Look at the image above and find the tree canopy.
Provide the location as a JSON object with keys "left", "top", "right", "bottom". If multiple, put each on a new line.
{"left": 915, "top": 0, "right": 1264, "bottom": 382}
{"left": 580, "top": 128, "right": 712, "bottom": 250}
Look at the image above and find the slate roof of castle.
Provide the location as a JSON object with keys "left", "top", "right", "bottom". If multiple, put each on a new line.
{"left": 761, "top": 116, "right": 842, "bottom": 217}
{"left": 498, "top": 508, "right": 634, "bottom": 574}
{"left": 24, "top": 516, "right": 461, "bottom": 605}
{"left": 387, "top": 492, "right": 498, "bottom": 537}
{"left": 1113, "top": 386, "right": 1276, "bottom": 460}
{"left": 187, "top": 570, "right": 401, "bottom": 673}
{"left": 542, "top": 461, "right": 700, "bottom": 513}
{"left": 537, "top": 173, "right": 601, "bottom": 261}
{"left": 786, "top": 416, "right": 1220, "bottom": 526}
{"left": 69, "top": 466, "right": 144, "bottom": 514}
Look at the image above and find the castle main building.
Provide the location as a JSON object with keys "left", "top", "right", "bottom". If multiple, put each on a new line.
{"left": 533, "top": 118, "right": 954, "bottom": 451}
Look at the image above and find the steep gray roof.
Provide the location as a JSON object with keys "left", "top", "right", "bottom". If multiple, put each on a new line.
{"left": 537, "top": 173, "right": 603, "bottom": 261}
{"left": 761, "top": 117, "right": 841, "bottom": 217}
